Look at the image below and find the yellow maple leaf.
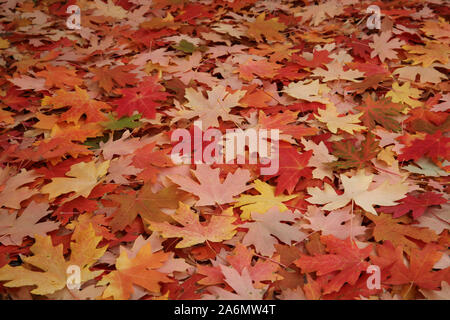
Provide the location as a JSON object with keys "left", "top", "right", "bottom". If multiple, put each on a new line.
{"left": 0, "top": 108, "right": 14, "bottom": 124}
{"left": 98, "top": 242, "right": 172, "bottom": 300}
{"left": 245, "top": 12, "right": 286, "bottom": 42}
{"left": 283, "top": 80, "right": 330, "bottom": 103}
{"left": 140, "top": 12, "right": 179, "bottom": 30}
{"left": 403, "top": 42, "right": 449, "bottom": 67}
{"left": 234, "top": 179, "right": 298, "bottom": 220}
{"left": 0, "top": 37, "right": 10, "bottom": 49}
{"left": 377, "top": 146, "right": 396, "bottom": 166}
{"left": 386, "top": 81, "right": 423, "bottom": 111}
{"left": 93, "top": 0, "right": 127, "bottom": 19}
{"left": 41, "top": 160, "right": 110, "bottom": 200}
{"left": 314, "top": 103, "right": 366, "bottom": 134}
{"left": 0, "top": 223, "right": 107, "bottom": 295}
{"left": 149, "top": 202, "right": 237, "bottom": 248}
{"left": 420, "top": 18, "right": 450, "bottom": 43}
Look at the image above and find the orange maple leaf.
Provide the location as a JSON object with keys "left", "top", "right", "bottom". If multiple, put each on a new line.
{"left": 41, "top": 86, "right": 111, "bottom": 124}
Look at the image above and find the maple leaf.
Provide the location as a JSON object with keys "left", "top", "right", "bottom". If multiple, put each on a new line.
{"left": 301, "top": 138, "right": 336, "bottom": 180}
{"left": 0, "top": 37, "right": 9, "bottom": 48}
{"left": 403, "top": 158, "right": 449, "bottom": 177}
{"left": 168, "top": 165, "right": 252, "bottom": 206}
{"left": 237, "top": 59, "right": 280, "bottom": 81}
{"left": 0, "top": 223, "right": 106, "bottom": 295}
{"left": 10, "top": 136, "right": 93, "bottom": 165}
{"left": 270, "top": 142, "right": 313, "bottom": 195}
{"left": 114, "top": 76, "right": 169, "bottom": 119}
{"left": 386, "top": 244, "right": 447, "bottom": 291}
{"left": 131, "top": 142, "right": 174, "bottom": 183}
{"left": 241, "top": 207, "right": 305, "bottom": 257}
{"left": 198, "top": 243, "right": 280, "bottom": 287}
{"left": 169, "top": 85, "right": 246, "bottom": 128}
{"left": 226, "top": 243, "right": 280, "bottom": 286}
{"left": 67, "top": 212, "right": 116, "bottom": 242}
{"left": 370, "top": 32, "right": 405, "bottom": 62}
{"left": 106, "top": 156, "right": 142, "bottom": 184}
{"left": 330, "top": 134, "right": 380, "bottom": 169}
{"left": 346, "top": 74, "right": 389, "bottom": 94}
{"left": 0, "top": 168, "right": 41, "bottom": 209}
{"left": 295, "top": 0, "right": 344, "bottom": 26}
{"left": 149, "top": 202, "right": 237, "bottom": 248}
{"left": 403, "top": 42, "right": 449, "bottom": 67}
{"left": 91, "top": 65, "right": 139, "bottom": 92}
{"left": 41, "top": 160, "right": 110, "bottom": 200}
{"left": 203, "top": 265, "right": 266, "bottom": 300}
{"left": 93, "top": 0, "right": 127, "bottom": 19}
{"left": 108, "top": 184, "right": 185, "bottom": 231}
{"left": 315, "top": 104, "right": 366, "bottom": 134}
{"left": 1, "top": 0, "right": 449, "bottom": 301}
{"left": 35, "top": 65, "right": 83, "bottom": 88}
{"left": 379, "top": 192, "right": 447, "bottom": 219}
{"left": 173, "top": 39, "right": 199, "bottom": 53}
{"left": 302, "top": 206, "right": 366, "bottom": 240}
{"left": 1, "top": 87, "right": 31, "bottom": 110}
{"left": 258, "top": 111, "right": 318, "bottom": 141}
{"left": 41, "top": 86, "right": 111, "bottom": 124}
{"left": 251, "top": 43, "right": 300, "bottom": 63}
{"left": 0, "top": 201, "right": 59, "bottom": 246}
{"left": 398, "top": 131, "right": 450, "bottom": 163}
{"left": 355, "top": 96, "right": 403, "bottom": 132}
{"left": 386, "top": 82, "right": 423, "bottom": 110}
{"left": 98, "top": 243, "right": 172, "bottom": 300}
{"left": 312, "top": 62, "right": 364, "bottom": 82}
{"left": 295, "top": 236, "right": 372, "bottom": 294}
{"left": 245, "top": 12, "right": 286, "bottom": 42}
{"left": 366, "top": 213, "right": 438, "bottom": 255}
{"left": 307, "top": 170, "right": 408, "bottom": 215}
{"left": 99, "top": 130, "right": 144, "bottom": 160}
{"left": 234, "top": 179, "right": 298, "bottom": 220}
{"left": 140, "top": 12, "right": 180, "bottom": 30}
{"left": 293, "top": 50, "right": 333, "bottom": 68}
{"left": 282, "top": 79, "right": 329, "bottom": 104}
{"left": 0, "top": 108, "right": 14, "bottom": 124}
{"left": 393, "top": 65, "right": 447, "bottom": 84}
{"left": 101, "top": 113, "right": 142, "bottom": 131}
{"left": 420, "top": 282, "right": 450, "bottom": 300}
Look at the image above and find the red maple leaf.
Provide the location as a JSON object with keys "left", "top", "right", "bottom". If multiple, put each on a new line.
{"left": 295, "top": 236, "right": 372, "bottom": 294}
{"left": 132, "top": 142, "right": 173, "bottom": 183}
{"left": 386, "top": 243, "right": 448, "bottom": 291}
{"left": 115, "top": 76, "right": 170, "bottom": 119}
{"left": 1, "top": 88, "right": 30, "bottom": 111}
{"left": 379, "top": 192, "right": 447, "bottom": 219}
{"left": 292, "top": 50, "right": 333, "bottom": 68}
{"left": 266, "top": 142, "right": 313, "bottom": 195}
{"left": 398, "top": 131, "right": 450, "bottom": 162}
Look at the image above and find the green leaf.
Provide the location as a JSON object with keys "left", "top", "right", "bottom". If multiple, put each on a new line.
{"left": 174, "top": 40, "right": 197, "bottom": 53}
{"left": 404, "top": 158, "right": 450, "bottom": 177}
{"left": 101, "top": 113, "right": 142, "bottom": 130}
{"left": 355, "top": 96, "right": 403, "bottom": 132}
{"left": 330, "top": 134, "right": 379, "bottom": 169}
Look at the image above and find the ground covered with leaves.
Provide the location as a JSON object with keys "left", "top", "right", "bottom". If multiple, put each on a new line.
{"left": 0, "top": 0, "right": 449, "bottom": 300}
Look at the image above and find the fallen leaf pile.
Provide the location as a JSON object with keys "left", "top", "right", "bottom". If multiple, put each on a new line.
{"left": 0, "top": 0, "right": 449, "bottom": 300}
